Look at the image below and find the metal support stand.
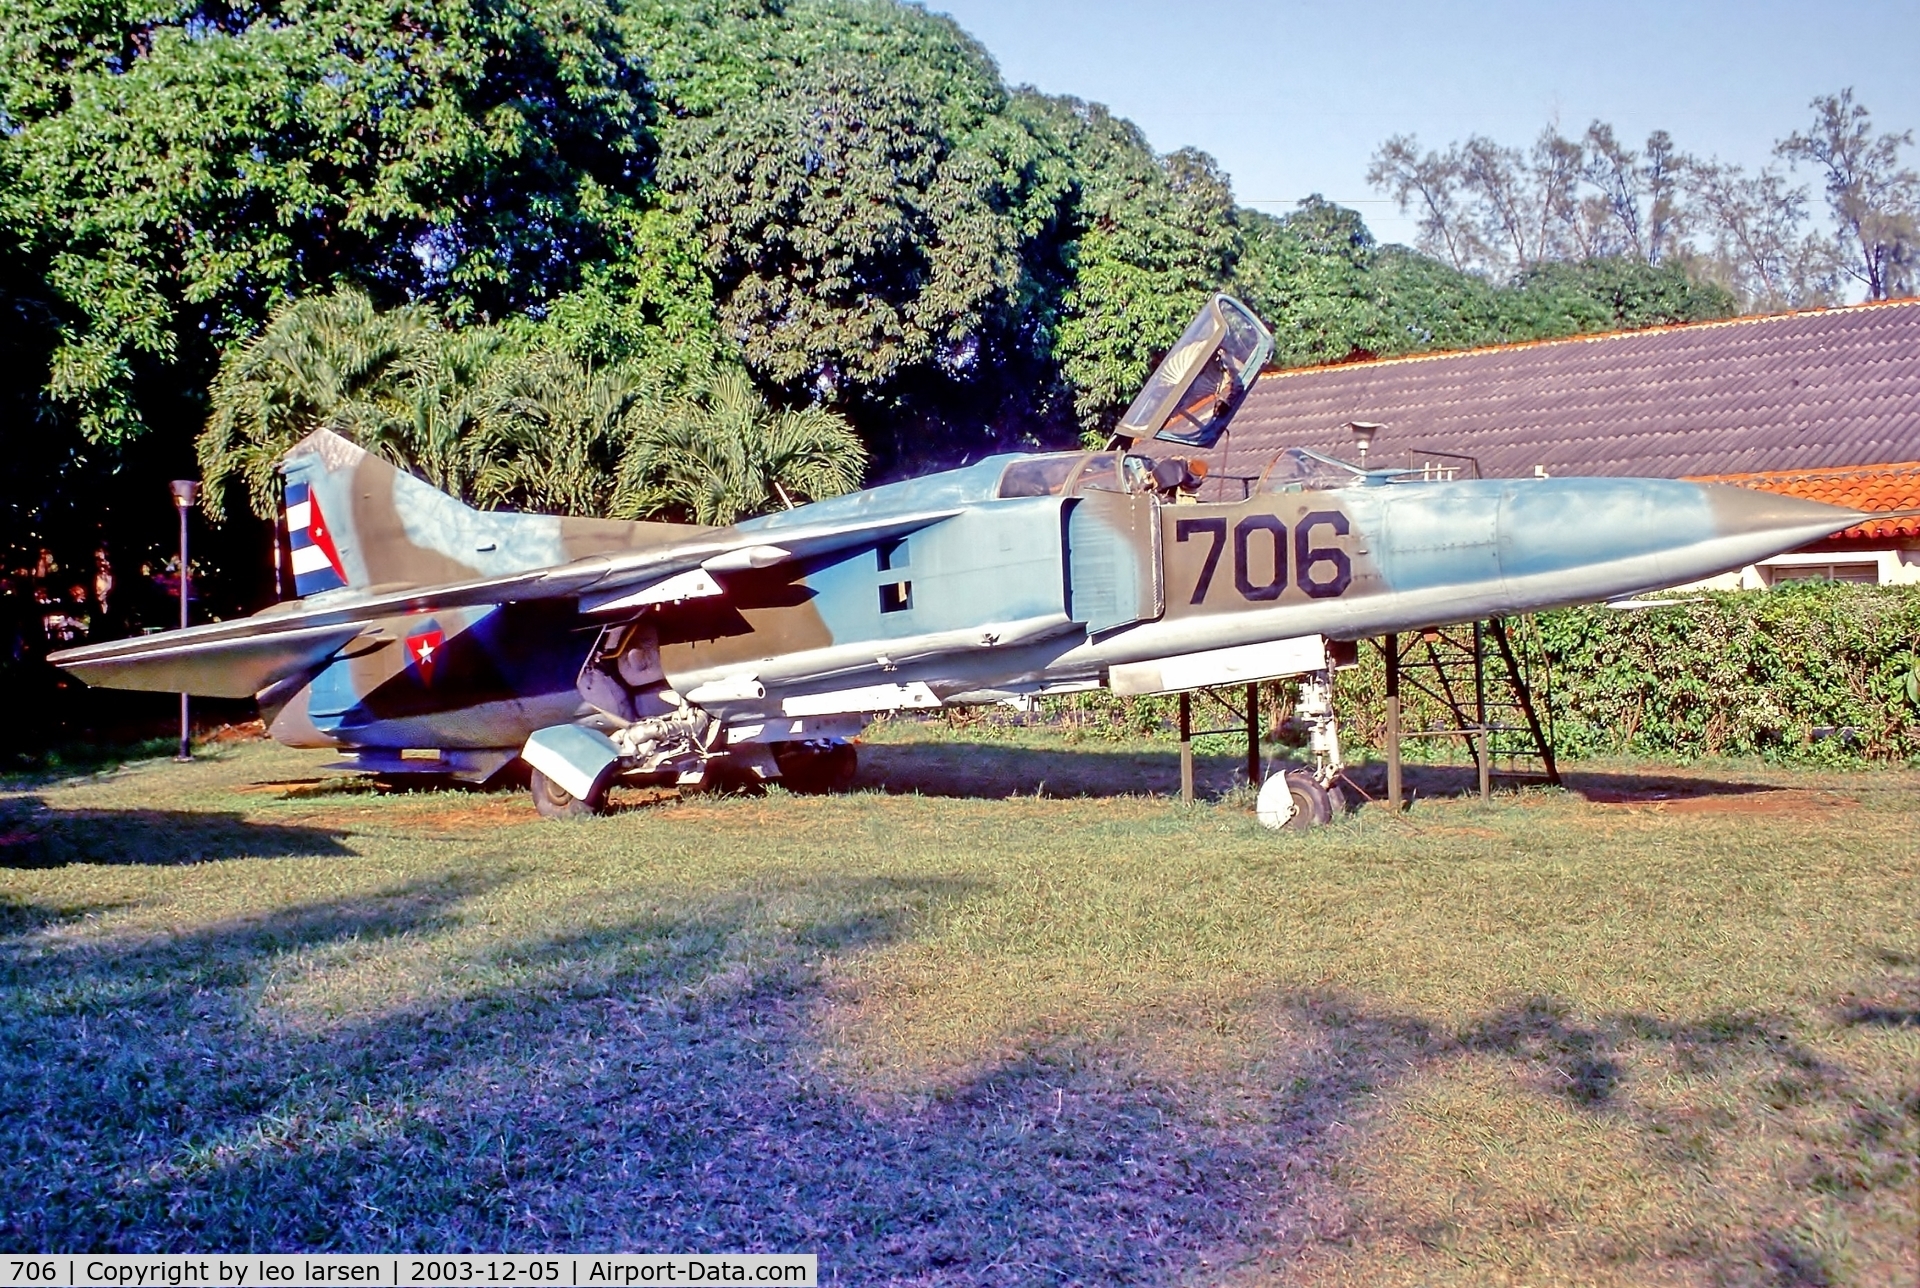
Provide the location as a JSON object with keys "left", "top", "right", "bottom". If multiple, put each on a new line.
{"left": 1245, "top": 682, "right": 1261, "bottom": 790}
{"left": 1175, "top": 684, "right": 1267, "bottom": 804}
{"left": 1384, "top": 631, "right": 1403, "bottom": 812}
{"left": 1488, "top": 618, "right": 1559, "bottom": 785}
{"left": 1376, "top": 620, "right": 1559, "bottom": 811}
{"left": 1178, "top": 691, "right": 1194, "bottom": 805}
{"left": 170, "top": 479, "right": 198, "bottom": 762}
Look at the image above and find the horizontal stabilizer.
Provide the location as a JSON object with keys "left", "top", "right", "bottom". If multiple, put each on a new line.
{"left": 49, "top": 622, "right": 368, "bottom": 698}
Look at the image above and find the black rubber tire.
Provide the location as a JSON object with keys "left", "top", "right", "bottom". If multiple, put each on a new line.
{"left": 1282, "top": 770, "right": 1333, "bottom": 830}
{"left": 772, "top": 741, "right": 858, "bottom": 794}
{"left": 681, "top": 760, "right": 764, "bottom": 797}
{"left": 530, "top": 767, "right": 607, "bottom": 819}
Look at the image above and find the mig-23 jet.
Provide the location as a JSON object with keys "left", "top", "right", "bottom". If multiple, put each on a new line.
{"left": 51, "top": 295, "right": 1879, "bottom": 826}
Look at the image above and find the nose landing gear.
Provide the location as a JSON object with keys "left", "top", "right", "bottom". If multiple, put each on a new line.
{"left": 1255, "top": 666, "right": 1345, "bottom": 830}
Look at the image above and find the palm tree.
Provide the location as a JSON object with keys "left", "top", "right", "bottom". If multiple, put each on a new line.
{"left": 468, "top": 348, "right": 669, "bottom": 517}
{"left": 331, "top": 324, "right": 515, "bottom": 503}
{"left": 197, "top": 289, "right": 441, "bottom": 517}
{"left": 626, "top": 371, "right": 867, "bottom": 525}
{"left": 200, "top": 289, "right": 866, "bottom": 529}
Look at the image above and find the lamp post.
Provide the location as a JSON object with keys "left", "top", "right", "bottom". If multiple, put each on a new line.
{"left": 1344, "top": 420, "right": 1384, "bottom": 468}
{"left": 170, "top": 479, "right": 199, "bottom": 762}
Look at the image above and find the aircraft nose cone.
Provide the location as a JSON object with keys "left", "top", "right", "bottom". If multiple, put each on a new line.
{"left": 1702, "top": 484, "right": 1869, "bottom": 543}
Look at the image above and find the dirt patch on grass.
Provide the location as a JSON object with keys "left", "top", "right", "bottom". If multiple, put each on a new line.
{"left": 201, "top": 720, "right": 268, "bottom": 744}
{"left": 388, "top": 798, "right": 540, "bottom": 831}
{"left": 1582, "top": 786, "right": 1859, "bottom": 818}
{"left": 1657, "top": 788, "right": 1858, "bottom": 817}
{"left": 290, "top": 795, "right": 536, "bottom": 833}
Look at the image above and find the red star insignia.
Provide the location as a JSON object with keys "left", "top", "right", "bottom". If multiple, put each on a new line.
{"left": 406, "top": 625, "right": 445, "bottom": 686}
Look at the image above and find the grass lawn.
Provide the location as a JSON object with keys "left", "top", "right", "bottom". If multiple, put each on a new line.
{"left": 0, "top": 721, "right": 1913, "bottom": 1285}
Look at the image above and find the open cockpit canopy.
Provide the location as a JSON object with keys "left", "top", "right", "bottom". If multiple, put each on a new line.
{"left": 1113, "top": 294, "right": 1275, "bottom": 449}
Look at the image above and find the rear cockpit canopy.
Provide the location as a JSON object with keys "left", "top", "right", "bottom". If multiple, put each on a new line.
{"left": 1258, "top": 447, "right": 1369, "bottom": 493}
{"left": 996, "top": 452, "right": 1151, "bottom": 498}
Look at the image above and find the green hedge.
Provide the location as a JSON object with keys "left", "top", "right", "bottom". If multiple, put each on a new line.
{"left": 1005, "top": 584, "right": 1920, "bottom": 764}
{"left": 1335, "top": 583, "right": 1920, "bottom": 764}
{"left": 1542, "top": 584, "right": 1920, "bottom": 762}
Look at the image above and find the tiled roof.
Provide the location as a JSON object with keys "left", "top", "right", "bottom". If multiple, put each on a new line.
{"left": 1690, "top": 461, "right": 1920, "bottom": 539}
{"left": 1226, "top": 298, "right": 1920, "bottom": 480}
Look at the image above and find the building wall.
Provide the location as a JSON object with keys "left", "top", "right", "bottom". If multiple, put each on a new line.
{"left": 1679, "top": 538, "right": 1920, "bottom": 590}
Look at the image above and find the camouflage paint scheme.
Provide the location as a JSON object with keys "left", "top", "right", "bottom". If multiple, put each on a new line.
{"left": 50, "top": 296, "right": 1876, "bottom": 812}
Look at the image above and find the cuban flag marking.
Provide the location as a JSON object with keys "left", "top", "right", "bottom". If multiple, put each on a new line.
{"left": 286, "top": 480, "right": 349, "bottom": 595}
{"left": 406, "top": 621, "right": 445, "bottom": 687}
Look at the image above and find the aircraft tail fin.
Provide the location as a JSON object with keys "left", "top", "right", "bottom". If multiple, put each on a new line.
{"left": 281, "top": 430, "right": 577, "bottom": 597}
{"left": 283, "top": 469, "right": 351, "bottom": 597}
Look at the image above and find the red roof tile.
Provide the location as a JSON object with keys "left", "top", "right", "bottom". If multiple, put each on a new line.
{"left": 1689, "top": 461, "right": 1920, "bottom": 539}
{"left": 1226, "top": 298, "right": 1920, "bottom": 481}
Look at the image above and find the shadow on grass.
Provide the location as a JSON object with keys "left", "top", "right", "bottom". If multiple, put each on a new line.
{"left": 856, "top": 740, "right": 1252, "bottom": 800}
{"left": 1, "top": 864, "right": 1905, "bottom": 1283}
{"left": 0, "top": 797, "right": 356, "bottom": 867}
{"left": 1333, "top": 759, "right": 1789, "bottom": 808}
{"left": 855, "top": 740, "right": 1794, "bottom": 817}
{"left": 1269, "top": 990, "right": 1909, "bottom": 1285}
{"left": 0, "top": 865, "right": 1365, "bottom": 1270}
{"left": 1833, "top": 955, "right": 1920, "bottom": 1029}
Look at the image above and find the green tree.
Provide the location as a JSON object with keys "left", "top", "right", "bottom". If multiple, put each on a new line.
{"left": 1025, "top": 96, "right": 1239, "bottom": 435}
{"left": 3, "top": 0, "right": 649, "bottom": 444}
{"left": 1231, "top": 196, "right": 1732, "bottom": 370}
{"left": 1232, "top": 198, "right": 1395, "bottom": 367}
{"left": 648, "top": 0, "right": 1046, "bottom": 410}
{"left": 623, "top": 370, "right": 868, "bottom": 525}
{"left": 1498, "top": 258, "right": 1734, "bottom": 337}
{"left": 1778, "top": 89, "right": 1918, "bottom": 300}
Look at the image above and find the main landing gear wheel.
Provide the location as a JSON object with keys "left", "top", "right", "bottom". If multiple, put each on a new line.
{"left": 1256, "top": 769, "right": 1332, "bottom": 830}
{"left": 772, "top": 740, "right": 858, "bottom": 794}
{"left": 530, "top": 767, "right": 608, "bottom": 819}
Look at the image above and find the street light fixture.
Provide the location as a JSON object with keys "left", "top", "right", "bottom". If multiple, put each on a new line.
{"left": 1344, "top": 420, "right": 1384, "bottom": 467}
{"left": 170, "top": 480, "right": 199, "bottom": 762}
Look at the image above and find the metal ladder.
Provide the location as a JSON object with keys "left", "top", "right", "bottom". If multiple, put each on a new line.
{"left": 1382, "top": 616, "right": 1559, "bottom": 804}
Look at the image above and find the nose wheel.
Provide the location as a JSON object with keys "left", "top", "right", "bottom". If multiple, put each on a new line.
{"left": 1257, "top": 769, "right": 1332, "bottom": 829}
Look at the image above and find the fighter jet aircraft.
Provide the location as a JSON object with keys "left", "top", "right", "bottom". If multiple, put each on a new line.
{"left": 50, "top": 295, "right": 1879, "bottom": 826}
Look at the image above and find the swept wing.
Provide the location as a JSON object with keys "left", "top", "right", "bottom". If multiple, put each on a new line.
{"left": 50, "top": 509, "right": 961, "bottom": 697}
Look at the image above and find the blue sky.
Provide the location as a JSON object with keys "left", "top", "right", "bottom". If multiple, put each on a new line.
{"left": 929, "top": 0, "right": 1920, "bottom": 248}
